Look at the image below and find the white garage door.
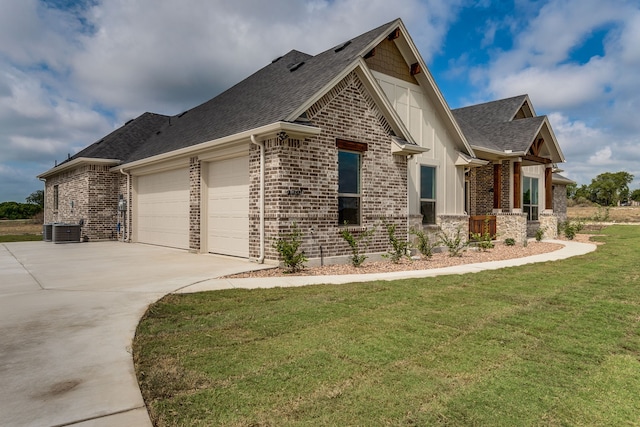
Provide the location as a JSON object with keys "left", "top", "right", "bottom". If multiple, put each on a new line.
{"left": 207, "top": 156, "right": 249, "bottom": 257}
{"left": 137, "top": 168, "right": 189, "bottom": 249}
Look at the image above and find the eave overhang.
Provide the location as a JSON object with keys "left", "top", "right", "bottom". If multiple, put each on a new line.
{"left": 38, "top": 157, "right": 121, "bottom": 179}
{"left": 391, "top": 136, "right": 430, "bottom": 156}
{"left": 455, "top": 152, "right": 489, "bottom": 167}
{"left": 111, "top": 121, "right": 321, "bottom": 172}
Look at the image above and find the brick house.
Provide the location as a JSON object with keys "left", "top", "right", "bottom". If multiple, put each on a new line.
{"left": 38, "top": 18, "right": 571, "bottom": 264}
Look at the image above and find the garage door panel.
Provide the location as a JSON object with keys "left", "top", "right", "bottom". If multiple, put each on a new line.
{"left": 207, "top": 157, "right": 249, "bottom": 258}
{"left": 137, "top": 168, "right": 189, "bottom": 249}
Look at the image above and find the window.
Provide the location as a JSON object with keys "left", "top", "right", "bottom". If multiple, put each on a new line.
{"left": 53, "top": 185, "right": 59, "bottom": 211}
{"left": 338, "top": 150, "right": 361, "bottom": 225}
{"left": 523, "top": 177, "right": 539, "bottom": 220}
{"left": 420, "top": 165, "right": 436, "bottom": 224}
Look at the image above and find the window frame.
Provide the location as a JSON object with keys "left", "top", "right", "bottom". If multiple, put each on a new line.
{"left": 338, "top": 149, "right": 362, "bottom": 226}
{"left": 420, "top": 164, "right": 436, "bottom": 225}
{"left": 53, "top": 185, "right": 59, "bottom": 212}
{"left": 523, "top": 176, "right": 539, "bottom": 221}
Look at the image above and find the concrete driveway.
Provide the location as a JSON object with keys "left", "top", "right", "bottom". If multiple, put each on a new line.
{"left": 0, "top": 241, "right": 269, "bottom": 427}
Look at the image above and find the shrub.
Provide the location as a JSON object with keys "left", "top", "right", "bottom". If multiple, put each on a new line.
{"left": 273, "top": 223, "right": 307, "bottom": 273}
{"left": 382, "top": 223, "right": 411, "bottom": 264}
{"left": 438, "top": 226, "right": 469, "bottom": 257}
{"left": 535, "top": 227, "right": 546, "bottom": 242}
{"left": 340, "top": 226, "right": 374, "bottom": 267}
{"left": 470, "top": 217, "right": 494, "bottom": 251}
{"left": 591, "top": 205, "right": 610, "bottom": 222}
{"left": 410, "top": 228, "right": 439, "bottom": 258}
{"left": 561, "top": 220, "right": 584, "bottom": 240}
{"left": 504, "top": 238, "right": 516, "bottom": 246}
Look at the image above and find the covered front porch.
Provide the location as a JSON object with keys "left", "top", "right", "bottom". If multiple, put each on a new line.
{"left": 467, "top": 142, "right": 560, "bottom": 243}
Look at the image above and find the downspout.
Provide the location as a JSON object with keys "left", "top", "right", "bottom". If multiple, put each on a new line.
{"left": 250, "top": 135, "right": 265, "bottom": 263}
{"left": 38, "top": 177, "right": 46, "bottom": 223}
{"left": 119, "top": 168, "right": 131, "bottom": 242}
{"left": 407, "top": 155, "right": 413, "bottom": 247}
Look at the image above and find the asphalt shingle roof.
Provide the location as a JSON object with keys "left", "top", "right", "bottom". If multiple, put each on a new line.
{"left": 124, "top": 19, "right": 399, "bottom": 163}
{"left": 63, "top": 112, "right": 170, "bottom": 164}
{"left": 452, "top": 95, "right": 546, "bottom": 153}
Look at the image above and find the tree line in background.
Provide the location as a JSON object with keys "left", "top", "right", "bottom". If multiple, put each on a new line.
{"left": 0, "top": 190, "right": 44, "bottom": 220}
{"left": 567, "top": 171, "right": 639, "bottom": 206}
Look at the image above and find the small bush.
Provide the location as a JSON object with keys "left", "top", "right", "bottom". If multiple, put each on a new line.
{"left": 382, "top": 223, "right": 410, "bottom": 264}
{"left": 562, "top": 220, "right": 585, "bottom": 240}
{"left": 591, "top": 205, "right": 610, "bottom": 222}
{"left": 273, "top": 223, "right": 307, "bottom": 273}
{"left": 504, "top": 238, "right": 516, "bottom": 246}
{"left": 410, "top": 228, "right": 439, "bottom": 258}
{"left": 340, "top": 226, "right": 374, "bottom": 267}
{"left": 535, "top": 227, "right": 546, "bottom": 242}
{"left": 438, "top": 226, "right": 469, "bottom": 257}
{"left": 470, "top": 217, "right": 494, "bottom": 251}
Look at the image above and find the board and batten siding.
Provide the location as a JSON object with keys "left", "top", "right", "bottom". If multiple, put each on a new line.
{"left": 372, "top": 71, "right": 466, "bottom": 218}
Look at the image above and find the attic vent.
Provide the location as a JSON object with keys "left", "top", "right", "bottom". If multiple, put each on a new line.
{"left": 334, "top": 40, "right": 351, "bottom": 53}
{"left": 271, "top": 56, "right": 283, "bottom": 63}
{"left": 289, "top": 61, "right": 305, "bottom": 72}
{"left": 177, "top": 110, "right": 189, "bottom": 118}
{"left": 124, "top": 119, "right": 134, "bottom": 125}
{"left": 96, "top": 139, "right": 104, "bottom": 145}
{"left": 156, "top": 130, "right": 162, "bottom": 135}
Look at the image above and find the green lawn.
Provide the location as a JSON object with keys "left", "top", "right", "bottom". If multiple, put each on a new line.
{"left": 134, "top": 226, "right": 640, "bottom": 426}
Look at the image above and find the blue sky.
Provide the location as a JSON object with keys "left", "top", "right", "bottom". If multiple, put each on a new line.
{"left": 1, "top": 0, "right": 639, "bottom": 202}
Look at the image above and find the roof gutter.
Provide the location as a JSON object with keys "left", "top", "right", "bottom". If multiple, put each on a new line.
{"left": 111, "top": 121, "right": 320, "bottom": 172}
{"left": 38, "top": 157, "right": 120, "bottom": 179}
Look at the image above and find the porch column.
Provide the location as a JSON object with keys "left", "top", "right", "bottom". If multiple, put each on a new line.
{"left": 513, "top": 160, "right": 522, "bottom": 210}
{"left": 545, "top": 165, "right": 553, "bottom": 211}
{"left": 493, "top": 162, "right": 502, "bottom": 212}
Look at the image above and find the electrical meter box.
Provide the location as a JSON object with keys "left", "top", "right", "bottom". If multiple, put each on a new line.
{"left": 118, "top": 196, "right": 127, "bottom": 211}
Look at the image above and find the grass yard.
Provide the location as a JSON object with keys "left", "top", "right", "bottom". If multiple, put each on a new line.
{"left": 134, "top": 226, "right": 640, "bottom": 426}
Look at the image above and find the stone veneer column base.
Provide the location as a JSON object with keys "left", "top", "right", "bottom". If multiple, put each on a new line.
{"left": 539, "top": 213, "right": 558, "bottom": 239}
{"left": 436, "top": 215, "right": 469, "bottom": 238}
{"left": 496, "top": 212, "right": 528, "bottom": 243}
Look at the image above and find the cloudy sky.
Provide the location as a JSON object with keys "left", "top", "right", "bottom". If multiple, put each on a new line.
{"left": 1, "top": 0, "right": 639, "bottom": 202}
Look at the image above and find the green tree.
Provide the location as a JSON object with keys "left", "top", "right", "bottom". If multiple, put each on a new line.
{"left": 25, "top": 190, "right": 44, "bottom": 208}
{"left": 588, "top": 171, "right": 634, "bottom": 206}
{"left": 0, "top": 202, "right": 41, "bottom": 220}
{"left": 631, "top": 189, "right": 640, "bottom": 202}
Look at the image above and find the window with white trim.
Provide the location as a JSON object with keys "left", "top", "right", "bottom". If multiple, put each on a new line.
{"left": 523, "top": 176, "right": 539, "bottom": 220}
{"left": 420, "top": 165, "right": 436, "bottom": 224}
{"left": 338, "top": 150, "right": 361, "bottom": 225}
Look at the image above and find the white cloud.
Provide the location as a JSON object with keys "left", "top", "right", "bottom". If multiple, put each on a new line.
{"left": 588, "top": 146, "right": 613, "bottom": 165}
{"left": 69, "top": 0, "right": 461, "bottom": 115}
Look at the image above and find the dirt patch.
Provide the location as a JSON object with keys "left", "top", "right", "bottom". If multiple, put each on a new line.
{"left": 0, "top": 220, "right": 42, "bottom": 236}
{"left": 226, "top": 235, "right": 599, "bottom": 279}
{"left": 567, "top": 206, "right": 640, "bottom": 223}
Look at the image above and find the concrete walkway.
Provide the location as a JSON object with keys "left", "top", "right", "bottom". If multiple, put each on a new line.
{"left": 0, "top": 239, "right": 596, "bottom": 426}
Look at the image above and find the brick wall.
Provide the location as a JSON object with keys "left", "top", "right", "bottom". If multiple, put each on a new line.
{"left": 44, "top": 164, "right": 119, "bottom": 241}
{"left": 553, "top": 184, "right": 568, "bottom": 223}
{"left": 251, "top": 71, "right": 408, "bottom": 263}
{"left": 469, "top": 164, "right": 494, "bottom": 215}
{"left": 189, "top": 157, "right": 201, "bottom": 251}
